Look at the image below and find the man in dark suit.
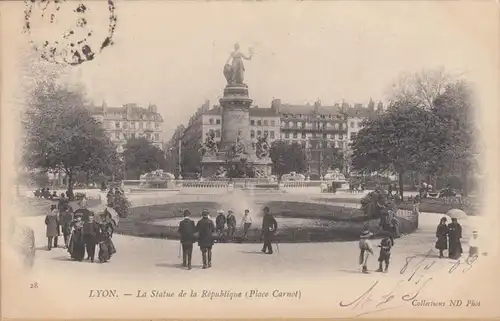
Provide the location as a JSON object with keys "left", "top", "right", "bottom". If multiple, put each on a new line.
{"left": 178, "top": 209, "right": 196, "bottom": 270}
{"left": 196, "top": 209, "right": 215, "bottom": 269}
{"left": 83, "top": 214, "right": 100, "bottom": 262}
{"left": 261, "top": 206, "right": 278, "bottom": 254}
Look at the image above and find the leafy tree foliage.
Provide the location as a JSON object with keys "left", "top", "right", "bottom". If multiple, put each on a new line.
{"left": 180, "top": 143, "right": 202, "bottom": 178}
{"left": 23, "top": 84, "right": 119, "bottom": 199}
{"left": 123, "top": 137, "right": 167, "bottom": 179}
{"left": 320, "top": 144, "right": 345, "bottom": 174}
{"left": 270, "top": 141, "right": 307, "bottom": 177}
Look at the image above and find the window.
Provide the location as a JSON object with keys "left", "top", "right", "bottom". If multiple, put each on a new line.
{"left": 350, "top": 121, "right": 355, "bottom": 128}
{"left": 251, "top": 120, "right": 255, "bottom": 126}
{"left": 270, "top": 131, "right": 275, "bottom": 139}
{"left": 301, "top": 122, "right": 306, "bottom": 129}
{"left": 155, "top": 133, "right": 160, "bottom": 141}
{"left": 301, "top": 133, "right": 306, "bottom": 139}
{"left": 216, "top": 119, "right": 221, "bottom": 125}
{"left": 264, "top": 130, "right": 269, "bottom": 136}
{"left": 334, "top": 123, "right": 339, "bottom": 130}
{"left": 146, "top": 122, "right": 152, "bottom": 129}
{"left": 215, "top": 129, "right": 221, "bottom": 137}
{"left": 115, "top": 133, "right": 120, "bottom": 140}
{"left": 339, "top": 123, "right": 343, "bottom": 130}
{"left": 257, "top": 130, "right": 262, "bottom": 136}
{"left": 115, "top": 122, "right": 120, "bottom": 129}
{"left": 293, "top": 122, "right": 298, "bottom": 128}
{"left": 257, "top": 120, "right": 262, "bottom": 126}
{"left": 123, "top": 122, "right": 128, "bottom": 129}
{"left": 293, "top": 132, "right": 298, "bottom": 139}
{"left": 250, "top": 130, "right": 255, "bottom": 138}
{"left": 285, "top": 133, "right": 290, "bottom": 139}
{"left": 209, "top": 118, "right": 214, "bottom": 125}
{"left": 155, "top": 122, "right": 160, "bottom": 129}
{"left": 263, "top": 120, "right": 268, "bottom": 126}
{"left": 331, "top": 133, "right": 335, "bottom": 139}
{"left": 131, "top": 133, "right": 136, "bottom": 139}
{"left": 322, "top": 122, "right": 327, "bottom": 129}
{"left": 131, "top": 122, "right": 136, "bottom": 129}
{"left": 271, "top": 120, "right": 276, "bottom": 126}
{"left": 139, "top": 122, "right": 143, "bottom": 129}
{"left": 322, "top": 133, "right": 327, "bottom": 139}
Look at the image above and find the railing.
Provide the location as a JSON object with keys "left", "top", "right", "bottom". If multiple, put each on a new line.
{"left": 282, "top": 181, "right": 322, "bottom": 188}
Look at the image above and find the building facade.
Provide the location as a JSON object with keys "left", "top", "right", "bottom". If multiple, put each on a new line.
{"left": 91, "top": 102, "right": 164, "bottom": 153}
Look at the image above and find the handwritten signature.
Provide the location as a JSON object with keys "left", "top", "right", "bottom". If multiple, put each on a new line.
{"left": 339, "top": 249, "right": 479, "bottom": 316}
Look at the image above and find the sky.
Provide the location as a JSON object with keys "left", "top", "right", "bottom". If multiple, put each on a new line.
{"left": 2, "top": 0, "right": 499, "bottom": 141}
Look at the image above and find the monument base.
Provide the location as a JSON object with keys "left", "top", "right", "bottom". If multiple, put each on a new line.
{"left": 201, "top": 153, "right": 273, "bottom": 179}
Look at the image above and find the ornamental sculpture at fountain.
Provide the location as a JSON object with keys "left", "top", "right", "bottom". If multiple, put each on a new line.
{"left": 200, "top": 43, "right": 273, "bottom": 178}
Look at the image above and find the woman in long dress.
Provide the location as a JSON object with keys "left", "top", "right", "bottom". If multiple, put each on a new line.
{"left": 68, "top": 216, "right": 85, "bottom": 261}
{"left": 435, "top": 217, "right": 449, "bottom": 258}
{"left": 226, "top": 43, "right": 253, "bottom": 84}
{"left": 98, "top": 222, "right": 116, "bottom": 263}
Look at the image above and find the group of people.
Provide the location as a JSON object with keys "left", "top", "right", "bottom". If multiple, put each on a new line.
{"left": 178, "top": 207, "right": 278, "bottom": 270}
{"left": 214, "top": 209, "right": 254, "bottom": 241}
{"left": 358, "top": 230, "right": 395, "bottom": 274}
{"left": 435, "top": 216, "right": 467, "bottom": 259}
{"left": 44, "top": 197, "right": 116, "bottom": 263}
{"left": 34, "top": 188, "right": 58, "bottom": 199}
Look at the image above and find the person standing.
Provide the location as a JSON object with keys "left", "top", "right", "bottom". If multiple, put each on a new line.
{"left": 83, "top": 214, "right": 100, "bottom": 262}
{"left": 261, "top": 207, "right": 277, "bottom": 254}
{"left": 215, "top": 210, "right": 226, "bottom": 242}
{"left": 59, "top": 205, "right": 74, "bottom": 248}
{"left": 178, "top": 209, "right": 196, "bottom": 270}
{"left": 226, "top": 210, "right": 237, "bottom": 238}
{"left": 78, "top": 195, "right": 88, "bottom": 209}
{"left": 376, "top": 234, "right": 394, "bottom": 273}
{"left": 68, "top": 215, "right": 85, "bottom": 261}
{"left": 196, "top": 209, "right": 215, "bottom": 269}
{"left": 58, "top": 193, "right": 68, "bottom": 212}
{"left": 448, "top": 217, "right": 463, "bottom": 259}
{"left": 45, "top": 205, "right": 60, "bottom": 250}
{"left": 358, "top": 230, "right": 374, "bottom": 273}
{"left": 98, "top": 222, "right": 116, "bottom": 263}
{"left": 241, "top": 209, "right": 252, "bottom": 239}
{"left": 435, "top": 217, "right": 449, "bottom": 258}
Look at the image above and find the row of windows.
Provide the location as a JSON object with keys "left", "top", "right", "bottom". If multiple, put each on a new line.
{"left": 350, "top": 121, "right": 361, "bottom": 128}
{"left": 282, "top": 113, "right": 344, "bottom": 120}
{"left": 108, "top": 121, "right": 161, "bottom": 130}
{"left": 283, "top": 132, "right": 345, "bottom": 140}
{"left": 207, "top": 118, "right": 278, "bottom": 126}
{"left": 207, "top": 130, "right": 277, "bottom": 139}
{"left": 113, "top": 132, "right": 160, "bottom": 141}
{"left": 281, "top": 140, "right": 347, "bottom": 149}
{"left": 282, "top": 121, "right": 345, "bottom": 130}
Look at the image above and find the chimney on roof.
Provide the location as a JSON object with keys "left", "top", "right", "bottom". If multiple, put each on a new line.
{"left": 123, "top": 103, "right": 132, "bottom": 118}
{"left": 271, "top": 98, "right": 281, "bottom": 112}
{"left": 148, "top": 103, "right": 157, "bottom": 113}
{"left": 341, "top": 101, "right": 349, "bottom": 113}
{"left": 314, "top": 100, "right": 321, "bottom": 113}
{"left": 368, "top": 98, "right": 375, "bottom": 111}
{"left": 377, "top": 101, "right": 384, "bottom": 112}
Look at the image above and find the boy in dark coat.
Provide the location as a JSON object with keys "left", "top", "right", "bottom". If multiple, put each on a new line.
{"left": 261, "top": 207, "right": 278, "bottom": 254}
{"left": 376, "top": 233, "right": 394, "bottom": 273}
{"left": 196, "top": 209, "right": 215, "bottom": 269}
{"left": 178, "top": 209, "right": 196, "bottom": 269}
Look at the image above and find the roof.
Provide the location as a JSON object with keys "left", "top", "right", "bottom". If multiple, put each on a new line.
{"left": 345, "top": 107, "right": 375, "bottom": 118}
{"left": 273, "top": 102, "right": 343, "bottom": 116}
{"left": 90, "top": 104, "right": 163, "bottom": 122}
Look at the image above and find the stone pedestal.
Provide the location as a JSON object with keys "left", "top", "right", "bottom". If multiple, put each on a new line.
{"left": 201, "top": 83, "right": 273, "bottom": 179}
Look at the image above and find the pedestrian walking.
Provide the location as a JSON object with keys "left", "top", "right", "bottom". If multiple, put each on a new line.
{"left": 435, "top": 217, "right": 449, "bottom": 258}
{"left": 261, "top": 207, "right": 277, "bottom": 254}
{"left": 241, "top": 209, "right": 252, "bottom": 239}
{"left": 226, "top": 210, "right": 237, "bottom": 239}
{"left": 83, "top": 214, "right": 100, "bottom": 262}
{"left": 358, "top": 230, "right": 374, "bottom": 274}
{"left": 196, "top": 209, "right": 216, "bottom": 269}
{"left": 178, "top": 209, "right": 196, "bottom": 270}
{"left": 59, "top": 205, "right": 74, "bottom": 248}
{"left": 376, "top": 233, "right": 394, "bottom": 273}
{"left": 215, "top": 210, "right": 226, "bottom": 242}
{"left": 448, "top": 218, "right": 463, "bottom": 259}
{"left": 45, "top": 205, "right": 60, "bottom": 250}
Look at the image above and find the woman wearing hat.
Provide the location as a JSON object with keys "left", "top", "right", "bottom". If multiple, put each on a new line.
{"left": 448, "top": 218, "right": 463, "bottom": 259}
{"left": 68, "top": 215, "right": 85, "bottom": 261}
{"left": 435, "top": 217, "right": 449, "bottom": 258}
{"left": 358, "top": 230, "right": 374, "bottom": 274}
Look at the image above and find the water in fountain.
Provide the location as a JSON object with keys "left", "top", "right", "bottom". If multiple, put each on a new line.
{"left": 218, "top": 189, "right": 264, "bottom": 225}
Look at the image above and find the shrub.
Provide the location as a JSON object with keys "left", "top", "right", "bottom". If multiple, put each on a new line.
{"left": 112, "top": 194, "right": 131, "bottom": 218}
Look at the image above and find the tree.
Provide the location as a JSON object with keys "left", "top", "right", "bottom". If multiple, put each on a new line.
{"left": 23, "top": 84, "right": 119, "bottom": 199}
{"left": 123, "top": 137, "right": 167, "bottom": 179}
{"left": 320, "top": 143, "right": 345, "bottom": 175}
{"left": 350, "top": 100, "right": 434, "bottom": 198}
{"left": 270, "top": 141, "right": 307, "bottom": 178}
{"left": 431, "top": 81, "right": 478, "bottom": 196}
{"left": 180, "top": 143, "right": 202, "bottom": 178}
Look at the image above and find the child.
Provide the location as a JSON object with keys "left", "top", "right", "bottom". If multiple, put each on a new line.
{"left": 376, "top": 234, "right": 394, "bottom": 273}
{"left": 359, "top": 230, "right": 374, "bottom": 274}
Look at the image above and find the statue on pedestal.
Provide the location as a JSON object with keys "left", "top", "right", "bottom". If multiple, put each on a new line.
{"left": 223, "top": 43, "right": 254, "bottom": 85}
{"left": 231, "top": 129, "right": 248, "bottom": 157}
{"left": 199, "top": 130, "right": 218, "bottom": 156}
{"left": 253, "top": 132, "right": 270, "bottom": 159}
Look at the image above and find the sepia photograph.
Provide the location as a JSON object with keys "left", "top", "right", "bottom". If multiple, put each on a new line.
{"left": 1, "top": 0, "right": 499, "bottom": 319}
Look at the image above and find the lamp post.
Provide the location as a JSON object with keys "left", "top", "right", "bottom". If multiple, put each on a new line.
{"left": 177, "top": 139, "right": 183, "bottom": 180}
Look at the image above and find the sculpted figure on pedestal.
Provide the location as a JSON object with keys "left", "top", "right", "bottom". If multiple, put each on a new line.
{"left": 199, "top": 130, "right": 218, "bottom": 157}
{"left": 254, "top": 132, "right": 270, "bottom": 159}
{"left": 223, "top": 43, "right": 254, "bottom": 85}
{"left": 232, "top": 129, "right": 248, "bottom": 157}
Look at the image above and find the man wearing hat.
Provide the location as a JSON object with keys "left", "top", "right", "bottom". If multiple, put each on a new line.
{"left": 358, "top": 230, "right": 374, "bottom": 274}
{"left": 241, "top": 209, "right": 252, "bottom": 240}
{"left": 261, "top": 207, "right": 277, "bottom": 254}
{"left": 196, "top": 209, "right": 216, "bottom": 269}
{"left": 226, "top": 210, "right": 237, "bottom": 239}
{"left": 178, "top": 209, "right": 196, "bottom": 269}
{"left": 83, "top": 214, "right": 100, "bottom": 262}
{"left": 448, "top": 217, "right": 463, "bottom": 259}
{"left": 215, "top": 210, "right": 227, "bottom": 242}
